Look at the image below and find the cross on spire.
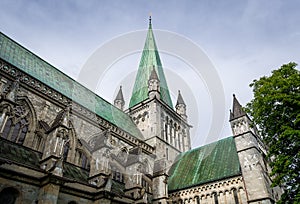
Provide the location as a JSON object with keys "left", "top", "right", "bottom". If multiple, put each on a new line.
{"left": 149, "top": 15, "right": 152, "bottom": 26}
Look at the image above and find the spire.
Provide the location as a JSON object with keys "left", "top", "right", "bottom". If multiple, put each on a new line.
{"left": 230, "top": 94, "right": 246, "bottom": 121}
{"left": 149, "top": 66, "right": 159, "bottom": 80}
{"left": 176, "top": 90, "right": 186, "bottom": 106}
{"left": 115, "top": 86, "right": 124, "bottom": 101}
{"left": 175, "top": 90, "right": 187, "bottom": 121}
{"left": 148, "top": 67, "right": 160, "bottom": 99}
{"left": 114, "top": 86, "right": 125, "bottom": 110}
{"left": 129, "top": 17, "right": 173, "bottom": 109}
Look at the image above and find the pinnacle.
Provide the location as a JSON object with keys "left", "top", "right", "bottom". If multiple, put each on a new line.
{"left": 176, "top": 90, "right": 186, "bottom": 106}
{"left": 115, "top": 86, "right": 124, "bottom": 102}
{"left": 230, "top": 94, "right": 246, "bottom": 121}
{"left": 149, "top": 66, "right": 159, "bottom": 81}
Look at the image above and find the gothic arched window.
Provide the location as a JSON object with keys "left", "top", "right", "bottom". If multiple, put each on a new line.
{"left": 213, "top": 192, "right": 219, "bottom": 204}
{"left": 63, "top": 140, "right": 70, "bottom": 161}
{"left": 233, "top": 188, "right": 239, "bottom": 204}
{"left": 0, "top": 187, "right": 19, "bottom": 204}
{"left": 194, "top": 196, "right": 200, "bottom": 204}
{"left": 1, "top": 102, "right": 30, "bottom": 145}
{"left": 80, "top": 152, "right": 90, "bottom": 170}
{"left": 2, "top": 118, "right": 12, "bottom": 139}
{"left": 164, "top": 122, "right": 168, "bottom": 142}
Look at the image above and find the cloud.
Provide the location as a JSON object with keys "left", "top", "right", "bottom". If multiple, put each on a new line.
{"left": 1, "top": 0, "right": 300, "bottom": 147}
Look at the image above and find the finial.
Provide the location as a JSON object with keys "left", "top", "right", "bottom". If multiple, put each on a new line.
{"left": 149, "top": 13, "right": 152, "bottom": 26}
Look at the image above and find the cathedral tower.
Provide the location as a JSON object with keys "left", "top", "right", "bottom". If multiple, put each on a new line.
{"left": 128, "top": 16, "right": 191, "bottom": 161}
{"left": 230, "top": 94, "right": 280, "bottom": 203}
{"left": 127, "top": 17, "right": 192, "bottom": 203}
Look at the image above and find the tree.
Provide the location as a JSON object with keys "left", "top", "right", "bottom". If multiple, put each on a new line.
{"left": 246, "top": 62, "right": 300, "bottom": 203}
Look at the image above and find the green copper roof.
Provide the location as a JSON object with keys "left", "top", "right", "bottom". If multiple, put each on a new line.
{"left": 0, "top": 32, "right": 143, "bottom": 140}
{"left": 168, "top": 137, "right": 241, "bottom": 192}
{"left": 129, "top": 20, "right": 173, "bottom": 108}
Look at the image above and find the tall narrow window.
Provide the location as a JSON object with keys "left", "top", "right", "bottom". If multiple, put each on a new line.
{"left": 81, "top": 154, "right": 87, "bottom": 168}
{"left": 169, "top": 121, "right": 173, "bottom": 145}
{"left": 174, "top": 123, "right": 177, "bottom": 148}
{"left": 63, "top": 141, "right": 70, "bottom": 161}
{"left": 195, "top": 196, "right": 200, "bottom": 204}
{"left": 11, "top": 123, "right": 20, "bottom": 142}
{"left": 18, "top": 121, "right": 28, "bottom": 144}
{"left": 233, "top": 188, "right": 239, "bottom": 204}
{"left": 2, "top": 118, "right": 12, "bottom": 139}
{"left": 165, "top": 123, "right": 168, "bottom": 142}
{"left": 166, "top": 147, "right": 169, "bottom": 160}
{"left": 213, "top": 192, "right": 219, "bottom": 204}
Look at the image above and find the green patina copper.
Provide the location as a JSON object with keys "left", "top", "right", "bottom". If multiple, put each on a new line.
{"left": 129, "top": 21, "right": 173, "bottom": 108}
{"left": 0, "top": 32, "right": 143, "bottom": 140}
{"left": 168, "top": 137, "right": 241, "bottom": 192}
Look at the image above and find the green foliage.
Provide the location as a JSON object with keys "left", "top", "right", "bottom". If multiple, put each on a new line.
{"left": 246, "top": 62, "right": 300, "bottom": 203}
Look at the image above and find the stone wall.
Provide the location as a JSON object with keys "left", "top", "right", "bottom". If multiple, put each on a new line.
{"left": 169, "top": 176, "right": 247, "bottom": 204}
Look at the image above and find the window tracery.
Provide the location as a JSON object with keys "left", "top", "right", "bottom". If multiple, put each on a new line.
{"left": 0, "top": 99, "right": 32, "bottom": 145}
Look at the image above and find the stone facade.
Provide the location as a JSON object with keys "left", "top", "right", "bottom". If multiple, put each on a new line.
{"left": 0, "top": 21, "right": 281, "bottom": 204}
{"left": 169, "top": 176, "right": 247, "bottom": 204}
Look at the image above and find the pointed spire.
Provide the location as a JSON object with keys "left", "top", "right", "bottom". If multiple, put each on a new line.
{"left": 176, "top": 90, "right": 186, "bottom": 106}
{"left": 176, "top": 90, "right": 187, "bottom": 121}
{"left": 230, "top": 94, "right": 246, "bottom": 121}
{"left": 114, "top": 86, "right": 125, "bottom": 110}
{"left": 149, "top": 66, "right": 159, "bottom": 81}
{"left": 148, "top": 67, "right": 160, "bottom": 99}
{"left": 115, "top": 86, "right": 124, "bottom": 101}
{"left": 129, "top": 17, "right": 173, "bottom": 109}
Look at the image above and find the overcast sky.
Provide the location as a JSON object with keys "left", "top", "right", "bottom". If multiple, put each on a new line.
{"left": 1, "top": 0, "right": 299, "bottom": 148}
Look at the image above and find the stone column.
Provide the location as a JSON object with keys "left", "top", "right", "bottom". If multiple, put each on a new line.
{"left": 238, "top": 188, "right": 248, "bottom": 204}
{"left": 219, "top": 192, "right": 226, "bottom": 204}
{"left": 37, "top": 183, "right": 60, "bottom": 204}
{"left": 225, "top": 190, "right": 234, "bottom": 204}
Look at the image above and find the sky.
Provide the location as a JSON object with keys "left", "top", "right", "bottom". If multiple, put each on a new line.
{"left": 1, "top": 0, "right": 299, "bottom": 148}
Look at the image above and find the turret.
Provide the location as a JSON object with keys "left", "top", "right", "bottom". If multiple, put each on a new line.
{"left": 114, "top": 86, "right": 125, "bottom": 111}
{"left": 175, "top": 90, "right": 187, "bottom": 121}
{"left": 148, "top": 67, "right": 160, "bottom": 99}
{"left": 229, "top": 94, "right": 252, "bottom": 135}
{"left": 230, "top": 94, "right": 276, "bottom": 203}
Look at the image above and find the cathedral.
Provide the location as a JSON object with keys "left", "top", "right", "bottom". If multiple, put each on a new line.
{"left": 0, "top": 18, "right": 281, "bottom": 204}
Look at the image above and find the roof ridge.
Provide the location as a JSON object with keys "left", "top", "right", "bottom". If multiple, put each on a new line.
{"left": 182, "top": 136, "right": 234, "bottom": 154}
